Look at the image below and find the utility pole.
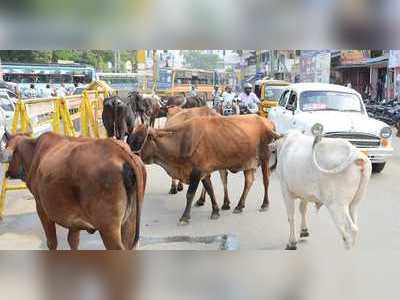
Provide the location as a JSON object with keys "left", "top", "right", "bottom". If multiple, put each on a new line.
{"left": 152, "top": 49, "right": 158, "bottom": 91}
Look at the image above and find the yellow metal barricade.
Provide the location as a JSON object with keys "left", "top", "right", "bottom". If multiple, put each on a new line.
{"left": 0, "top": 90, "right": 105, "bottom": 218}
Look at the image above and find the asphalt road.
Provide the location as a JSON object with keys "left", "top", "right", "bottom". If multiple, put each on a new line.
{"left": 0, "top": 132, "right": 399, "bottom": 251}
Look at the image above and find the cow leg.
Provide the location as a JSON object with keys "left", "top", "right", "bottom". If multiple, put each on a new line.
{"left": 179, "top": 169, "right": 202, "bottom": 225}
{"left": 260, "top": 159, "right": 271, "bottom": 211}
{"left": 327, "top": 203, "right": 356, "bottom": 250}
{"left": 99, "top": 226, "right": 125, "bottom": 250}
{"left": 299, "top": 200, "right": 310, "bottom": 238}
{"left": 233, "top": 169, "right": 255, "bottom": 214}
{"left": 194, "top": 187, "right": 207, "bottom": 207}
{"left": 67, "top": 229, "right": 80, "bottom": 250}
{"left": 219, "top": 170, "right": 231, "bottom": 210}
{"left": 177, "top": 181, "right": 184, "bottom": 191}
{"left": 201, "top": 175, "right": 220, "bottom": 220}
{"left": 36, "top": 202, "right": 58, "bottom": 250}
{"left": 282, "top": 188, "right": 297, "bottom": 250}
{"left": 169, "top": 178, "right": 178, "bottom": 194}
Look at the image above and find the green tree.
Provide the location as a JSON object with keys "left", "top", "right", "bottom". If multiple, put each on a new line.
{"left": 183, "top": 51, "right": 223, "bottom": 70}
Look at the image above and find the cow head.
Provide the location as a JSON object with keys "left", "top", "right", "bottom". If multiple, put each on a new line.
{"left": 127, "top": 124, "right": 154, "bottom": 163}
{"left": 3, "top": 133, "right": 31, "bottom": 181}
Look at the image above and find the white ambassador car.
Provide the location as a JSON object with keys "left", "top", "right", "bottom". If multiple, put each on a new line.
{"left": 268, "top": 83, "right": 393, "bottom": 173}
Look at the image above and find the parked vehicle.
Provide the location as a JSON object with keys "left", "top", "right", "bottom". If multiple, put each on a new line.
{"left": 258, "top": 79, "right": 290, "bottom": 117}
{"left": 269, "top": 83, "right": 393, "bottom": 173}
{"left": 0, "top": 94, "right": 15, "bottom": 129}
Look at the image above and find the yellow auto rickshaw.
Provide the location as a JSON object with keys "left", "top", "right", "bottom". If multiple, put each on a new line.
{"left": 258, "top": 79, "right": 290, "bottom": 117}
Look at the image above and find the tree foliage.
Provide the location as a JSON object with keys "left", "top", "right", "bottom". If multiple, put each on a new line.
{"left": 183, "top": 51, "right": 223, "bottom": 70}
{"left": 0, "top": 50, "right": 136, "bottom": 72}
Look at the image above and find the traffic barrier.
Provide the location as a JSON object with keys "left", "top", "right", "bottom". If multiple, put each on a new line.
{"left": 0, "top": 90, "right": 106, "bottom": 218}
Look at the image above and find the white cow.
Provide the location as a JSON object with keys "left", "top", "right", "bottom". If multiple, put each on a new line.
{"left": 275, "top": 130, "right": 372, "bottom": 250}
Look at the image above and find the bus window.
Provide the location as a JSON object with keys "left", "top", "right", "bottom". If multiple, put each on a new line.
{"left": 62, "top": 74, "right": 73, "bottom": 84}
{"left": 36, "top": 74, "right": 50, "bottom": 83}
{"left": 50, "top": 75, "right": 62, "bottom": 84}
{"left": 21, "top": 76, "right": 34, "bottom": 84}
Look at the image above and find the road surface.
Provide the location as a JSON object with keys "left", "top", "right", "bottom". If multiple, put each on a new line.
{"left": 0, "top": 132, "right": 398, "bottom": 251}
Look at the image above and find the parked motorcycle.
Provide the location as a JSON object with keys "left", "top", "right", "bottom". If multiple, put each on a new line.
{"left": 365, "top": 97, "right": 400, "bottom": 126}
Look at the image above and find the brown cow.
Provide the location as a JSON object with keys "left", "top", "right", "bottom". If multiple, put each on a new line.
{"left": 3, "top": 132, "right": 146, "bottom": 250}
{"left": 127, "top": 115, "right": 278, "bottom": 224}
{"left": 166, "top": 106, "right": 232, "bottom": 210}
{"left": 128, "top": 91, "right": 161, "bottom": 127}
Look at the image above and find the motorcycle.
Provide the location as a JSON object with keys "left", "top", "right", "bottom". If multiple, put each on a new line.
{"left": 222, "top": 97, "right": 239, "bottom": 116}
{"left": 239, "top": 102, "right": 259, "bottom": 115}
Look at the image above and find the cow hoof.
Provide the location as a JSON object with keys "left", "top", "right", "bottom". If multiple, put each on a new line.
{"left": 300, "top": 229, "right": 310, "bottom": 238}
{"left": 178, "top": 218, "right": 190, "bottom": 225}
{"left": 233, "top": 207, "right": 243, "bottom": 214}
{"left": 177, "top": 183, "right": 184, "bottom": 191}
{"left": 210, "top": 211, "right": 220, "bottom": 220}
{"left": 169, "top": 188, "right": 178, "bottom": 195}
{"left": 221, "top": 203, "right": 231, "bottom": 210}
{"left": 194, "top": 200, "right": 205, "bottom": 207}
{"left": 259, "top": 206, "right": 269, "bottom": 212}
{"left": 285, "top": 244, "right": 297, "bottom": 250}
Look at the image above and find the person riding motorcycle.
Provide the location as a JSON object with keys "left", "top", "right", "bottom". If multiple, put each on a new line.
{"left": 238, "top": 83, "right": 260, "bottom": 114}
{"left": 221, "top": 86, "right": 238, "bottom": 115}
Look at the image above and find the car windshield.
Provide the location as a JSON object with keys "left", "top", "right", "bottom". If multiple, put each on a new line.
{"left": 265, "top": 86, "right": 285, "bottom": 100}
{"left": 300, "top": 91, "right": 362, "bottom": 112}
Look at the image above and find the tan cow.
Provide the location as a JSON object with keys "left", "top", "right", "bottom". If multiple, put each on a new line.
{"left": 4, "top": 132, "right": 146, "bottom": 250}
{"left": 128, "top": 114, "right": 278, "bottom": 224}
{"left": 165, "top": 106, "right": 232, "bottom": 209}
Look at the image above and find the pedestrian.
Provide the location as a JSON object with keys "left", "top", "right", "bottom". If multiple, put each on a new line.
{"left": 377, "top": 76, "right": 384, "bottom": 102}
{"left": 189, "top": 84, "right": 197, "bottom": 97}
{"left": 57, "top": 83, "right": 67, "bottom": 98}
{"left": 27, "top": 84, "right": 37, "bottom": 99}
{"left": 42, "top": 84, "right": 52, "bottom": 98}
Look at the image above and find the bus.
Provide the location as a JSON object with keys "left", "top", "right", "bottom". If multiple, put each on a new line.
{"left": 1, "top": 62, "right": 95, "bottom": 98}
{"left": 157, "top": 68, "right": 216, "bottom": 99}
{"left": 95, "top": 72, "right": 140, "bottom": 91}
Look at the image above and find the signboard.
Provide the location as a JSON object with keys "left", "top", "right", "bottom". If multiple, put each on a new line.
{"left": 300, "top": 50, "right": 331, "bottom": 83}
{"left": 340, "top": 50, "right": 370, "bottom": 65}
{"left": 389, "top": 50, "right": 400, "bottom": 68}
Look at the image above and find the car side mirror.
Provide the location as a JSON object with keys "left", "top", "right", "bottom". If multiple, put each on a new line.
{"left": 286, "top": 105, "right": 295, "bottom": 113}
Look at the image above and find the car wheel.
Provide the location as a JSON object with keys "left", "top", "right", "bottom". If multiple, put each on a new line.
{"left": 372, "top": 162, "right": 386, "bottom": 173}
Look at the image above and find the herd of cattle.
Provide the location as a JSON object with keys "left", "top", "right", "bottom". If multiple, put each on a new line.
{"left": 1, "top": 91, "right": 372, "bottom": 250}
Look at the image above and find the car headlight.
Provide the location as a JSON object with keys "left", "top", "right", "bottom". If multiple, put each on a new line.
{"left": 311, "top": 123, "right": 324, "bottom": 136}
{"left": 380, "top": 127, "right": 392, "bottom": 139}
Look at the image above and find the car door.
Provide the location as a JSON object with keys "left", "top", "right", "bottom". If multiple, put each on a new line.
{"left": 269, "top": 89, "right": 291, "bottom": 133}
{"left": 280, "top": 91, "right": 298, "bottom": 133}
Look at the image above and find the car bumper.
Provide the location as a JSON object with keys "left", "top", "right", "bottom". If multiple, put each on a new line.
{"left": 358, "top": 146, "right": 393, "bottom": 163}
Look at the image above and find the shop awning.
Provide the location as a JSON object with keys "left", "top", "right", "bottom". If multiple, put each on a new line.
{"left": 334, "top": 55, "right": 388, "bottom": 69}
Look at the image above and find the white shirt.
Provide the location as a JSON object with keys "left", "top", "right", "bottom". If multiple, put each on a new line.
{"left": 42, "top": 88, "right": 52, "bottom": 98}
{"left": 57, "top": 87, "right": 66, "bottom": 98}
{"left": 222, "top": 92, "right": 235, "bottom": 105}
{"left": 239, "top": 92, "right": 260, "bottom": 106}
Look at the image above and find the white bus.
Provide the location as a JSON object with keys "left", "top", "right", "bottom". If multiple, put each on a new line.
{"left": 96, "top": 72, "right": 141, "bottom": 91}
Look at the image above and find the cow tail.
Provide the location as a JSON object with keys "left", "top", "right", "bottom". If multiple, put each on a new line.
{"left": 122, "top": 156, "right": 146, "bottom": 248}
{"left": 312, "top": 138, "right": 359, "bottom": 174}
{"left": 350, "top": 152, "right": 372, "bottom": 210}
